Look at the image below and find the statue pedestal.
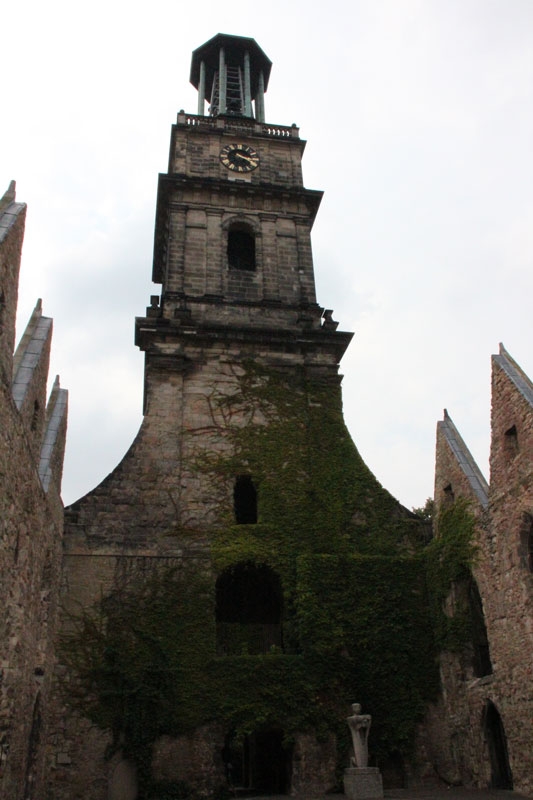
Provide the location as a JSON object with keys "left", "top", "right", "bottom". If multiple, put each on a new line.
{"left": 343, "top": 767, "right": 383, "bottom": 800}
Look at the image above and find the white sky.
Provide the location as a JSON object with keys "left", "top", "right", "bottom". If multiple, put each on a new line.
{"left": 3, "top": 0, "right": 533, "bottom": 510}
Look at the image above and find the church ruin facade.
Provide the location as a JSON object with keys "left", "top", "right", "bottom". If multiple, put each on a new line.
{"left": 0, "top": 33, "right": 532, "bottom": 800}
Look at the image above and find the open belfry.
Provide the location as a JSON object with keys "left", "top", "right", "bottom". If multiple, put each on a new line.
{"left": 2, "top": 32, "right": 533, "bottom": 800}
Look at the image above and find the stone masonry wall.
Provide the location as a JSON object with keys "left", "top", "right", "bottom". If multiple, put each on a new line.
{"left": 485, "top": 351, "right": 533, "bottom": 793}
{"left": 162, "top": 181, "right": 319, "bottom": 315}
{"left": 49, "top": 350, "right": 253, "bottom": 799}
{"left": 51, "top": 329, "right": 349, "bottom": 799}
{"left": 418, "top": 417, "right": 491, "bottom": 788}
{"left": 0, "top": 189, "right": 25, "bottom": 387}
{"left": 170, "top": 118, "right": 305, "bottom": 188}
{"left": 421, "top": 349, "right": 533, "bottom": 795}
{"left": 0, "top": 383, "right": 64, "bottom": 800}
{"left": 0, "top": 189, "right": 65, "bottom": 800}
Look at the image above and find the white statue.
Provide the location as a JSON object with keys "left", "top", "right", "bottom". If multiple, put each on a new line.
{"left": 347, "top": 703, "right": 371, "bottom": 768}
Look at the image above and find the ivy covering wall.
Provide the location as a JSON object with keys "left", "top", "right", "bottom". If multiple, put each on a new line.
{"left": 61, "top": 365, "right": 474, "bottom": 797}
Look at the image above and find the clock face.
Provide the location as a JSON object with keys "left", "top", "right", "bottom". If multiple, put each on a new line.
{"left": 220, "top": 143, "right": 260, "bottom": 173}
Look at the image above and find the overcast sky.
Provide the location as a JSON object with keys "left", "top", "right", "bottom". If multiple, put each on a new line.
{"left": 3, "top": 0, "right": 533, "bottom": 510}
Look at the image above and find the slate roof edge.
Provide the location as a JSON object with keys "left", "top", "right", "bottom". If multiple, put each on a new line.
{"left": 0, "top": 180, "right": 26, "bottom": 244}
{"left": 39, "top": 376, "right": 68, "bottom": 493}
{"left": 493, "top": 343, "right": 533, "bottom": 410}
{"left": 439, "top": 409, "right": 489, "bottom": 509}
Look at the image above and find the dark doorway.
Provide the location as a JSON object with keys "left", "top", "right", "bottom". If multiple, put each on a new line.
{"left": 216, "top": 562, "right": 283, "bottom": 654}
{"left": 484, "top": 701, "right": 513, "bottom": 789}
{"left": 223, "top": 729, "right": 291, "bottom": 795}
{"left": 380, "top": 750, "right": 407, "bottom": 789}
{"left": 253, "top": 730, "right": 290, "bottom": 794}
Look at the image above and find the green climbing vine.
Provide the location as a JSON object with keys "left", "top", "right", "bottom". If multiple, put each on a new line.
{"left": 61, "top": 363, "right": 469, "bottom": 796}
{"left": 424, "top": 498, "right": 479, "bottom": 652}
{"left": 60, "top": 565, "right": 215, "bottom": 798}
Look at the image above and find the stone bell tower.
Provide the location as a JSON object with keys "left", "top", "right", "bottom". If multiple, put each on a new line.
{"left": 55, "top": 35, "right": 426, "bottom": 800}
{"left": 129, "top": 32, "right": 353, "bottom": 536}
{"left": 138, "top": 32, "right": 351, "bottom": 402}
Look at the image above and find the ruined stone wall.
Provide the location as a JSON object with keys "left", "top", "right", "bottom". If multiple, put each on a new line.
{"left": 484, "top": 349, "right": 533, "bottom": 793}
{"left": 0, "top": 186, "right": 66, "bottom": 800}
{"left": 421, "top": 349, "right": 533, "bottom": 795}
{"left": 49, "top": 332, "right": 366, "bottom": 799}
{"left": 0, "top": 185, "right": 24, "bottom": 386}
{"left": 418, "top": 417, "right": 490, "bottom": 786}
{"left": 0, "top": 383, "right": 64, "bottom": 800}
{"left": 49, "top": 351, "right": 246, "bottom": 799}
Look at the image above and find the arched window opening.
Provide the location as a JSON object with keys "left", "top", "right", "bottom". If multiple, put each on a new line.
{"left": 0, "top": 290, "right": 5, "bottom": 336}
{"left": 484, "top": 701, "right": 513, "bottom": 790}
{"left": 234, "top": 475, "right": 257, "bottom": 524}
{"left": 469, "top": 578, "right": 493, "bottom": 677}
{"left": 216, "top": 562, "right": 283, "bottom": 654}
{"left": 504, "top": 424, "right": 518, "bottom": 457}
{"left": 443, "top": 483, "right": 455, "bottom": 507}
{"left": 228, "top": 225, "right": 256, "bottom": 271}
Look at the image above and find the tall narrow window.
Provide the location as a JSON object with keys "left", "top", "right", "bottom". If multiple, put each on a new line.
{"left": 0, "top": 290, "right": 5, "bottom": 336}
{"left": 469, "top": 578, "right": 492, "bottom": 677}
{"left": 31, "top": 400, "right": 40, "bottom": 432}
{"left": 520, "top": 513, "right": 533, "bottom": 573}
{"left": 228, "top": 224, "right": 255, "bottom": 271}
{"left": 234, "top": 475, "right": 257, "bottom": 524}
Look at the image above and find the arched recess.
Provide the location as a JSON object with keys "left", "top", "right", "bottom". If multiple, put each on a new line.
{"left": 216, "top": 562, "right": 283, "bottom": 654}
{"left": 469, "top": 578, "right": 492, "bottom": 678}
{"left": 483, "top": 701, "right": 513, "bottom": 789}
{"left": 223, "top": 728, "right": 292, "bottom": 795}
{"left": 23, "top": 693, "right": 41, "bottom": 800}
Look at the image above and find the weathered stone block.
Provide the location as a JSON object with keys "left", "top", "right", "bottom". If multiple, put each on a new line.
{"left": 343, "top": 767, "right": 384, "bottom": 800}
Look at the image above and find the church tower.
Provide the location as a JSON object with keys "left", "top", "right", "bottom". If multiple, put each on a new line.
{"left": 137, "top": 32, "right": 351, "bottom": 420}
{"left": 55, "top": 35, "right": 430, "bottom": 800}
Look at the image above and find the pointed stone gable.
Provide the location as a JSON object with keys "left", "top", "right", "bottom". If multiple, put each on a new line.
{"left": 435, "top": 408, "right": 488, "bottom": 511}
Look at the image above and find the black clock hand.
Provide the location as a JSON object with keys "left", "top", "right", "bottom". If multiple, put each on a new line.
{"left": 236, "top": 153, "right": 255, "bottom": 165}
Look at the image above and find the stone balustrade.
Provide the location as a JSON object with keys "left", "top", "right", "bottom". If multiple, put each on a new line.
{"left": 176, "top": 110, "right": 299, "bottom": 139}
